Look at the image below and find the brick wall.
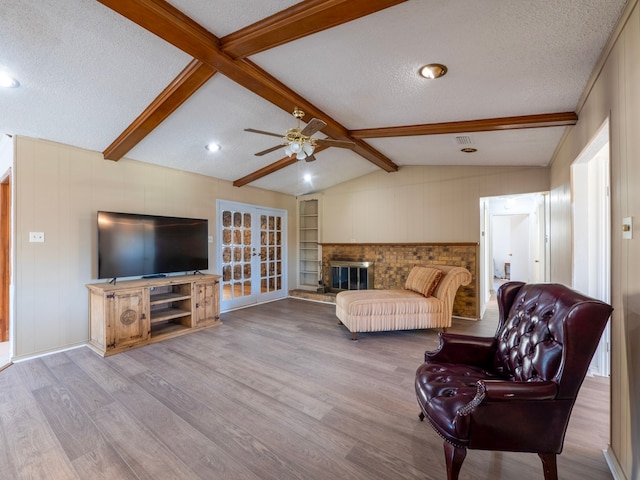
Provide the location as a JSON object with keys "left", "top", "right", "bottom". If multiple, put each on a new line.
{"left": 321, "top": 243, "right": 479, "bottom": 319}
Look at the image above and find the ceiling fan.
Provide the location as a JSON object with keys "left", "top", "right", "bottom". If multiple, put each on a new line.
{"left": 245, "top": 107, "right": 355, "bottom": 162}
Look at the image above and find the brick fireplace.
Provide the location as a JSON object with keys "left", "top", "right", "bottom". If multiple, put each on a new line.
{"left": 321, "top": 242, "right": 479, "bottom": 319}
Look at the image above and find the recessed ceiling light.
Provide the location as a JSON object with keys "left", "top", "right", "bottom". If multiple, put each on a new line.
{"left": 205, "top": 143, "right": 220, "bottom": 152}
{"left": 461, "top": 147, "right": 477, "bottom": 153}
{"left": 0, "top": 73, "right": 19, "bottom": 88}
{"left": 419, "top": 63, "right": 447, "bottom": 79}
{"left": 303, "top": 174, "right": 312, "bottom": 183}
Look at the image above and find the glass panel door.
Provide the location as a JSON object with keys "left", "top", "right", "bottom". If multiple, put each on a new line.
{"left": 221, "top": 208, "right": 252, "bottom": 304}
{"left": 258, "top": 212, "right": 284, "bottom": 300}
{"left": 218, "top": 201, "right": 286, "bottom": 311}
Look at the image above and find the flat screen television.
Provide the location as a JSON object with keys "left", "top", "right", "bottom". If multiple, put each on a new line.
{"left": 97, "top": 211, "right": 208, "bottom": 279}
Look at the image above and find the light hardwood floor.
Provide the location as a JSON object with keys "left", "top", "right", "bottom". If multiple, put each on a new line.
{"left": 0, "top": 297, "right": 612, "bottom": 479}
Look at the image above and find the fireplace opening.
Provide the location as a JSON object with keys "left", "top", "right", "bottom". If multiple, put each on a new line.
{"left": 329, "top": 261, "right": 374, "bottom": 292}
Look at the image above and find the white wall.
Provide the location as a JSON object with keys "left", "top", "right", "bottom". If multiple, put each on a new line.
{"left": 12, "top": 136, "right": 296, "bottom": 359}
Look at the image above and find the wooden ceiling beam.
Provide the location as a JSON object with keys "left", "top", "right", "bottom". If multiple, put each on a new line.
{"left": 224, "top": 58, "right": 397, "bottom": 167}
{"left": 98, "top": 0, "right": 399, "bottom": 175}
{"left": 233, "top": 157, "right": 297, "bottom": 188}
{"left": 221, "top": 0, "right": 407, "bottom": 59}
{"left": 235, "top": 111, "right": 577, "bottom": 183}
{"left": 349, "top": 112, "right": 579, "bottom": 139}
{"left": 96, "top": 0, "right": 220, "bottom": 60}
{"left": 233, "top": 145, "right": 330, "bottom": 187}
{"left": 103, "top": 59, "right": 216, "bottom": 160}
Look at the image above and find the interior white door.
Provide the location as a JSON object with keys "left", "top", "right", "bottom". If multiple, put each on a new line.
{"left": 218, "top": 201, "right": 287, "bottom": 311}
{"left": 530, "top": 195, "right": 547, "bottom": 282}
{"left": 509, "top": 214, "right": 530, "bottom": 282}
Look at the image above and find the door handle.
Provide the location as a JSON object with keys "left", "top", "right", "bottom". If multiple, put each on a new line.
{"left": 252, "top": 248, "right": 266, "bottom": 260}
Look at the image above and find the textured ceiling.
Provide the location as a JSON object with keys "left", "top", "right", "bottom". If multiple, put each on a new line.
{"left": 0, "top": 0, "right": 628, "bottom": 196}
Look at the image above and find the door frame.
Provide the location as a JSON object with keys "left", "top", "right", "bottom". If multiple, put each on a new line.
{"left": 1, "top": 169, "right": 11, "bottom": 344}
{"left": 571, "top": 118, "right": 611, "bottom": 376}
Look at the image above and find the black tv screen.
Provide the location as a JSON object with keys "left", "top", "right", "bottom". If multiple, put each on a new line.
{"left": 97, "top": 211, "right": 208, "bottom": 279}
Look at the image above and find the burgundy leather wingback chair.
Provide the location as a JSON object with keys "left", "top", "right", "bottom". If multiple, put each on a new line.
{"left": 415, "top": 282, "right": 612, "bottom": 480}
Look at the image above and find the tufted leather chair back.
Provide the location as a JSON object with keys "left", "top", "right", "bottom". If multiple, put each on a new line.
{"left": 492, "top": 282, "right": 612, "bottom": 398}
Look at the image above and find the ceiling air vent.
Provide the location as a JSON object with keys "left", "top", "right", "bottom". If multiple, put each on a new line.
{"left": 455, "top": 135, "right": 474, "bottom": 146}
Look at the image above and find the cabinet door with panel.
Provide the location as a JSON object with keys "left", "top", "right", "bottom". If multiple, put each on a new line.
{"left": 194, "top": 279, "right": 220, "bottom": 327}
{"left": 106, "top": 288, "right": 149, "bottom": 349}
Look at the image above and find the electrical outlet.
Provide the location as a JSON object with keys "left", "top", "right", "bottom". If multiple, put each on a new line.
{"left": 29, "top": 232, "right": 45, "bottom": 243}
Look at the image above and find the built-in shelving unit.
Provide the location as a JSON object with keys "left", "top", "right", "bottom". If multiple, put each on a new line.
{"left": 87, "top": 274, "right": 221, "bottom": 356}
{"left": 298, "top": 197, "right": 321, "bottom": 290}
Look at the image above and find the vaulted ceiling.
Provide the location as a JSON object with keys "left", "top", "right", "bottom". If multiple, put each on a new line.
{"left": 0, "top": 1, "right": 628, "bottom": 195}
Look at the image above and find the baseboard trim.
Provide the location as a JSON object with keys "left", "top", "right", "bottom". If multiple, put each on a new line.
{"left": 604, "top": 445, "right": 627, "bottom": 480}
{"left": 10, "top": 342, "right": 87, "bottom": 363}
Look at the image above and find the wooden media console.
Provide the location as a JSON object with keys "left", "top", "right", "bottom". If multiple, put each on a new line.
{"left": 87, "top": 274, "right": 221, "bottom": 356}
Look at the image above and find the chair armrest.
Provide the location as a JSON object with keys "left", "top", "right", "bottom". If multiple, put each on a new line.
{"left": 480, "top": 380, "right": 558, "bottom": 401}
{"left": 432, "top": 267, "right": 472, "bottom": 322}
{"left": 457, "top": 380, "right": 558, "bottom": 416}
{"left": 426, "top": 333, "right": 496, "bottom": 364}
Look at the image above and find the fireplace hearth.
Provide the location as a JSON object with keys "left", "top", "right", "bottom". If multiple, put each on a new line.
{"left": 329, "top": 261, "right": 374, "bottom": 292}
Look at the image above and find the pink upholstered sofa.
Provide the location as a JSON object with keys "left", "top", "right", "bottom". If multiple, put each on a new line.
{"left": 335, "top": 265, "right": 472, "bottom": 340}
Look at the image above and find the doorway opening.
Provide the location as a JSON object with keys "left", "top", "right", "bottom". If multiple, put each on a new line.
{"left": 479, "top": 192, "right": 549, "bottom": 317}
{"left": 571, "top": 119, "right": 611, "bottom": 377}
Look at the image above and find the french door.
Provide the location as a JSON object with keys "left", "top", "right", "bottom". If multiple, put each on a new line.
{"left": 217, "top": 200, "right": 287, "bottom": 311}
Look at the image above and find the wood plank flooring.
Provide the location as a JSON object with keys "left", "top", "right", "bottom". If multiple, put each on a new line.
{"left": 0, "top": 298, "right": 612, "bottom": 479}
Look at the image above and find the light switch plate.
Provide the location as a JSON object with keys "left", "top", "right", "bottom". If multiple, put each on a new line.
{"left": 623, "top": 217, "right": 633, "bottom": 240}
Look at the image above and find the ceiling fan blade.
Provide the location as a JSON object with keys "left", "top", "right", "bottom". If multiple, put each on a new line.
{"left": 245, "top": 128, "right": 284, "bottom": 138}
{"left": 255, "top": 144, "right": 285, "bottom": 156}
{"left": 305, "top": 154, "right": 317, "bottom": 162}
{"left": 300, "top": 118, "right": 327, "bottom": 137}
{"left": 315, "top": 138, "right": 355, "bottom": 149}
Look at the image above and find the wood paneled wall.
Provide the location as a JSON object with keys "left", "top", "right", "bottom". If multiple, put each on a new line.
{"left": 11, "top": 137, "right": 295, "bottom": 359}
{"left": 549, "top": 1, "right": 639, "bottom": 476}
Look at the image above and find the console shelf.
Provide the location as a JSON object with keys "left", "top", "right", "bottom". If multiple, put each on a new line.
{"left": 87, "top": 274, "right": 221, "bottom": 356}
{"left": 150, "top": 307, "right": 191, "bottom": 323}
{"left": 149, "top": 292, "right": 192, "bottom": 304}
{"left": 150, "top": 321, "right": 190, "bottom": 337}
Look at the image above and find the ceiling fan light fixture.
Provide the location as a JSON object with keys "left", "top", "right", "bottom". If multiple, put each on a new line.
{"left": 246, "top": 108, "right": 354, "bottom": 163}
{"left": 302, "top": 142, "right": 315, "bottom": 156}
{"left": 419, "top": 63, "right": 447, "bottom": 79}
